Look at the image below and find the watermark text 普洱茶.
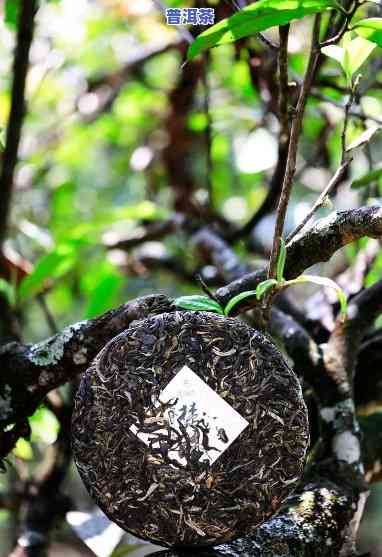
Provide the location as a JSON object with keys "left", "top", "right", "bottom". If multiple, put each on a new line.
{"left": 165, "top": 8, "right": 215, "bottom": 26}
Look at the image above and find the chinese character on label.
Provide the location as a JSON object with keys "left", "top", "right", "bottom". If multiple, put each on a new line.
{"left": 198, "top": 8, "right": 215, "bottom": 25}
{"left": 183, "top": 7, "right": 198, "bottom": 25}
{"left": 165, "top": 8, "right": 215, "bottom": 26}
{"left": 130, "top": 365, "right": 249, "bottom": 467}
{"left": 165, "top": 8, "right": 182, "bottom": 25}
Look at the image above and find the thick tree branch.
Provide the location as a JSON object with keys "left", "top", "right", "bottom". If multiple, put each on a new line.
{"left": 0, "top": 295, "right": 174, "bottom": 459}
{"left": 325, "top": 279, "right": 382, "bottom": 395}
{"left": 216, "top": 206, "right": 382, "bottom": 308}
{"left": 152, "top": 464, "right": 365, "bottom": 557}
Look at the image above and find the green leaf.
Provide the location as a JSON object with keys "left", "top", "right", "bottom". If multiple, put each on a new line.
{"left": 322, "top": 36, "right": 376, "bottom": 82}
{"left": 343, "top": 36, "right": 376, "bottom": 80}
{"left": 13, "top": 438, "right": 33, "bottom": 460}
{"left": 0, "top": 278, "right": 16, "bottom": 307}
{"left": 321, "top": 44, "right": 345, "bottom": 66}
{"left": 351, "top": 164, "right": 382, "bottom": 189}
{"left": 111, "top": 544, "right": 144, "bottom": 557}
{"left": 174, "top": 295, "right": 224, "bottom": 314}
{"left": 353, "top": 18, "right": 382, "bottom": 48}
{"left": 224, "top": 290, "right": 257, "bottom": 316}
{"left": 256, "top": 279, "right": 279, "bottom": 300}
{"left": 276, "top": 238, "right": 287, "bottom": 282}
{"left": 224, "top": 280, "right": 278, "bottom": 316}
{"left": 287, "top": 274, "right": 348, "bottom": 316}
{"left": 346, "top": 126, "right": 381, "bottom": 151}
{"left": 84, "top": 268, "right": 123, "bottom": 318}
{"left": 188, "top": 0, "right": 338, "bottom": 59}
{"left": 18, "top": 243, "right": 77, "bottom": 301}
{"left": 4, "top": 0, "right": 19, "bottom": 29}
{"left": 30, "top": 408, "right": 59, "bottom": 445}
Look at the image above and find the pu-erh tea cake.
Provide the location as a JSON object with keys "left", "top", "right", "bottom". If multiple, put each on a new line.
{"left": 72, "top": 311, "right": 309, "bottom": 547}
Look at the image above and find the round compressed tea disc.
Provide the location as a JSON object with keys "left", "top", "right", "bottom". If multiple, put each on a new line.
{"left": 72, "top": 311, "right": 309, "bottom": 547}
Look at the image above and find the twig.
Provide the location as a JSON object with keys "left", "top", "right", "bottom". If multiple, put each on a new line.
{"left": 286, "top": 76, "right": 357, "bottom": 245}
{"left": 196, "top": 274, "right": 220, "bottom": 304}
{"left": 341, "top": 87, "right": 357, "bottom": 158}
{"left": 104, "top": 215, "right": 184, "bottom": 251}
{"left": 0, "top": 0, "right": 38, "bottom": 247}
{"left": 286, "top": 159, "right": 351, "bottom": 244}
{"left": 278, "top": 25, "right": 290, "bottom": 141}
{"left": 312, "top": 91, "right": 382, "bottom": 126}
{"left": 320, "top": 1, "right": 361, "bottom": 47}
{"left": 36, "top": 294, "right": 58, "bottom": 336}
{"left": 202, "top": 52, "right": 214, "bottom": 210}
{"left": 268, "top": 15, "right": 322, "bottom": 280}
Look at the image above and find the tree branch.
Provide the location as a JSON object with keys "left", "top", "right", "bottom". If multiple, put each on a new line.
{"left": 325, "top": 279, "right": 382, "bottom": 394}
{"left": 152, "top": 464, "right": 365, "bottom": 557}
{"left": 0, "top": 0, "right": 37, "bottom": 247}
{"left": 215, "top": 206, "right": 382, "bottom": 308}
{"left": 285, "top": 159, "right": 351, "bottom": 244}
{"left": 268, "top": 15, "right": 322, "bottom": 280}
{"left": 193, "top": 228, "right": 252, "bottom": 282}
{"left": 0, "top": 295, "right": 174, "bottom": 460}
{"left": 104, "top": 215, "right": 185, "bottom": 251}
{"left": 9, "top": 404, "right": 72, "bottom": 557}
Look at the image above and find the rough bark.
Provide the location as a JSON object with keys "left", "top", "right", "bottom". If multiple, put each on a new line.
{"left": 0, "top": 295, "right": 174, "bottom": 457}
{"left": 151, "top": 465, "right": 365, "bottom": 557}
{"left": 215, "top": 206, "right": 382, "bottom": 308}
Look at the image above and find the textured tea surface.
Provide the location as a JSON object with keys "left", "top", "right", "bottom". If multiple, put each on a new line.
{"left": 72, "top": 311, "right": 309, "bottom": 547}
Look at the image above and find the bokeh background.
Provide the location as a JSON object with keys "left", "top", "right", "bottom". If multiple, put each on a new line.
{"left": 0, "top": 0, "right": 381, "bottom": 555}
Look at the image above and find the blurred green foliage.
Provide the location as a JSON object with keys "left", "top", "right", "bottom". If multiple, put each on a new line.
{"left": 0, "top": 2, "right": 381, "bottom": 550}
{"left": 0, "top": 0, "right": 379, "bottom": 340}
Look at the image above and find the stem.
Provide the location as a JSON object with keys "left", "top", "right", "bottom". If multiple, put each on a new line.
{"left": 278, "top": 25, "right": 290, "bottom": 142}
{"left": 285, "top": 159, "right": 351, "bottom": 244}
{"left": 268, "top": 14, "right": 322, "bottom": 280}
{"left": 311, "top": 91, "right": 382, "bottom": 125}
{"left": 203, "top": 52, "right": 214, "bottom": 210}
{"left": 320, "top": 1, "right": 360, "bottom": 47}
{"left": 287, "top": 78, "right": 357, "bottom": 244}
{"left": 341, "top": 86, "right": 356, "bottom": 158}
{"left": 0, "top": 0, "right": 38, "bottom": 247}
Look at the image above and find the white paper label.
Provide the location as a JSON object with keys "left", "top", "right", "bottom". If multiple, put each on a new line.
{"left": 130, "top": 365, "right": 249, "bottom": 466}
